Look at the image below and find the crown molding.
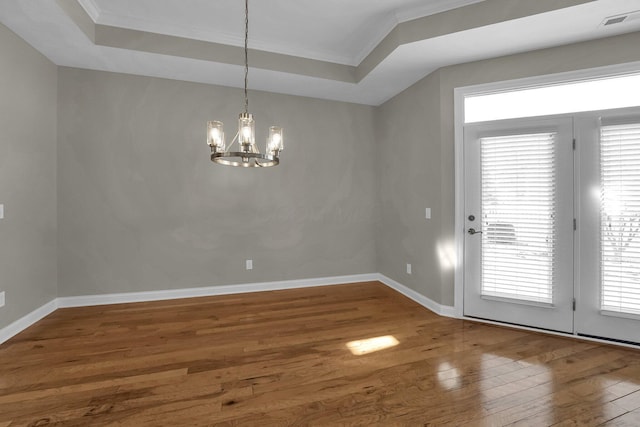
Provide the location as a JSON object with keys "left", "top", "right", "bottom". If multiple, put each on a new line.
{"left": 77, "top": 0, "right": 100, "bottom": 22}
{"left": 352, "top": 0, "right": 488, "bottom": 66}
{"left": 25, "top": 0, "right": 621, "bottom": 105}
{"left": 395, "top": 0, "right": 487, "bottom": 23}
{"left": 73, "top": 0, "right": 488, "bottom": 67}
{"left": 352, "top": 15, "right": 399, "bottom": 66}
{"left": 75, "top": 0, "right": 358, "bottom": 66}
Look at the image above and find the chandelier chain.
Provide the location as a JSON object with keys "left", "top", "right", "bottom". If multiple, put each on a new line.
{"left": 244, "top": 0, "right": 249, "bottom": 114}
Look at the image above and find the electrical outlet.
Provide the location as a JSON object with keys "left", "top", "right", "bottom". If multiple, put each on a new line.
{"left": 425, "top": 208, "right": 431, "bottom": 219}
{"left": 406, "top": 263, "right": 412, "bottom": 275}
{"left": 246, "top": 259, "right": 253, "bottom": 270}
{"left": 0, "top": 292, "right": 5, "bottom": 308}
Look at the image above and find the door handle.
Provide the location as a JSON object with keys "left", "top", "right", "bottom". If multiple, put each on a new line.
{"left": 468, "top": 228, "right": 483, "bottom": 235}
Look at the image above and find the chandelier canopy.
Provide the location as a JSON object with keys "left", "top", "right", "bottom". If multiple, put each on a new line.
{"left": 207, "top": 0, "right": 283, "bottom": 167}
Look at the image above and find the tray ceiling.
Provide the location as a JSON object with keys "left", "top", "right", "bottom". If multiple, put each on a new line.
{"left": 1, "top": 0, "right": 640, "bottom": 105}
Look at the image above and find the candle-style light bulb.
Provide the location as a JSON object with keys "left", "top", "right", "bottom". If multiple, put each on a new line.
{"left": 267, "top": 126, "right": 284, "bottom": 154}
{"left": 238, "top": 113, "right": 256, "bottom": 152}
{"left": 207, "top": 121, "right": 225, "bottom": 151}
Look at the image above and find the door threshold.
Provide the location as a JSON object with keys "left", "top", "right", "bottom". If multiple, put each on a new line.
{"left": 462, "top": 315, "right": 640, "bottom": 351}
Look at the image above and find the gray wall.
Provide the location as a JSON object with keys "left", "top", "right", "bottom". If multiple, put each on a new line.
{"left": 4, "top": 20, "right": 640, "bottom": 326}
{"left": 376, "top": 31, "right": 640, "bottom": 307}
{"left": 0, "top": 24, "right": 57, "bottom": 329}
{"left": 375, "top": 71, "right": 446, "bottom": 304}
{"left": 57, "top": 68, "right": 376, "bottom": 296}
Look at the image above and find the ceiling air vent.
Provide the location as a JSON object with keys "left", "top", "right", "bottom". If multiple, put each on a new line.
{"left": 601, "top": 10, "right": 640, "bottom": 27}
{"left": 604, "top": 16, "right": 627, "bottom": 26}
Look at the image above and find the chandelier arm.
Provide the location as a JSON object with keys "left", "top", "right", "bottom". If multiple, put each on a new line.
{"left": 230, "top": 131, "right": 239, "bottom": 149}
{"left": 244, "top": 0, "right": 249, "bottom": 114}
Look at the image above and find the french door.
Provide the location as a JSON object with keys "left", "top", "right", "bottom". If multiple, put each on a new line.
{"left": 464, "top": 109, "right": 640, "bottom": 342}
{"left": 576, "top": 112, "right": 640, "bottom": 343}
{"left": 463, "top": 117, "right": 575, "bottom": 332}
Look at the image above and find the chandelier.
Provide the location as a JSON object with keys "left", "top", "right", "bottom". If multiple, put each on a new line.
{"left": 207, "top": 0, "right": 283, "bottom": 167}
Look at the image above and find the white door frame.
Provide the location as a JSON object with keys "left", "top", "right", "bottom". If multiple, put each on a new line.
{"left": 453, "top": 61, "right": 640, "bottom": 320}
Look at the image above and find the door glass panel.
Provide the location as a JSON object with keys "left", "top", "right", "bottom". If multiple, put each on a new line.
{"left": 600, "top": 123, "right": 640, "bottom": 315}
{"left": 481, "top": 133, "right": 557, "bottom": 304}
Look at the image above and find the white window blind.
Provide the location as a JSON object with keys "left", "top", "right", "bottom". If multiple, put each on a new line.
{"left": 600, "top": 123, "right": 640, "bottom": 315}
{"left": 480, "top": 133, "right": 557, "bottom": 304}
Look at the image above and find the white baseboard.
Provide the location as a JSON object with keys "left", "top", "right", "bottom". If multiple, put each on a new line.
{"left": 0, "top": 299, "right": 58, "bottom": 345}
{"left": 56, "top": 273, "right": 380, "bottom": 308}
{"left": 377, "top": 274, "right": 457, "bottom": 318}
{"left": 1, "top": 272, "right": 451, "bottom": 346}
{"left": 3, "top": 273, "right": 637, "bottom": 354}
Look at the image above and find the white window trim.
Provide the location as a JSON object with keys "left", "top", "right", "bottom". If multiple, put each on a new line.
{"left": 453, "top": 60, "right": 640, "bottom": 319}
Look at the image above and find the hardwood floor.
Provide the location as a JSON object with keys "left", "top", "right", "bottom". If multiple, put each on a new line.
{"left": 1, "top": 281, "right": 640, "bottom": 426}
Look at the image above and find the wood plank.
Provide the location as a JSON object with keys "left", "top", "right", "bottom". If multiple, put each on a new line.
{"left": 0, "top": 281, "right": 639, "bottom": 425}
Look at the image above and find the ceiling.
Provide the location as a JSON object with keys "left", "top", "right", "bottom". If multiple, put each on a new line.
{"left": 81, "top": 0, "right": 487, "bottom": 66}
{"left": 2, "top": 0, "right": 640, "bottom": 105}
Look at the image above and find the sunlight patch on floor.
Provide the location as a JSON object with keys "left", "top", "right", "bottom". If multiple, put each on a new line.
{"left": 346, "top": 335, "right": 399, "bottom": 355}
